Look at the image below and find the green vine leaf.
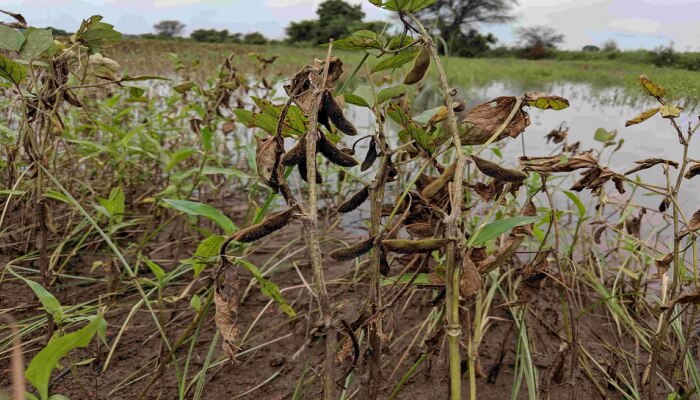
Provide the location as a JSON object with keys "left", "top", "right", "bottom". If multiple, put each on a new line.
{"left": 0, "top": 54, "right": 26, "bottom": 85}
{"left": 20, "top": 28, "right": 54, "bottom": 60}
{"left": 0, "top": 24, "right": 24, "bottom": 51}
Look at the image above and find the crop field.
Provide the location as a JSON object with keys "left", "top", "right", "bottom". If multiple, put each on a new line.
{"left": 1, "top": 3, "right": 700, "bottom": 400}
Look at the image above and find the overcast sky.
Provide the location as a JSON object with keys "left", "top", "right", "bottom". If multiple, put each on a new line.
{"left": 4, "top": 0, "right": 699, "bottom": 50}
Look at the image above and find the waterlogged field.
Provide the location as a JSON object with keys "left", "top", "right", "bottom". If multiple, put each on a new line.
{"left": 1, "top": 8, "right": 700, "bottom": 400}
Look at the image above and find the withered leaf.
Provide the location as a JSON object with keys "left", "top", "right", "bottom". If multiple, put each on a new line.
{"left": 461, "top": 96, "right": 531, "bottom": 145}
{"left": 684, "top": 163, "right": 700, "bottom": 180}
{"left": 471, "top": 156, "right": 528, "bottom": 183}
{"left": 638, "top": 75, "right": 667, "bottom": 98}
{"left": 652, "top": 253, "right": 673, "bottom": 279}
{"left": 520, "top": 153, "right": 598, "bottom": 173}
{"left": 679, "top": 209, "right": 700, "bottom": 237}
{"left": 544, "top": 126, "right": 568, "bottom": 144}
{"left": 661, "top": 289, "right": 700, "bottom": 310}
{"left": 478, "top": 233, "right": 525, "bottom": 273}
{"left": 624, "top": 158, "right": 678, "bottom": 175}
{"left": 255, "top": 136, "right": 279, "bottom": 187}
{"left": 625, "top": 107, "right": 659, "bottom": 127}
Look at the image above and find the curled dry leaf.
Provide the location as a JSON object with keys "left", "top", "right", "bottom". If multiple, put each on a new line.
{"left": 571, "top": 167, "right": 624, "bottom": 194}
{"left": 255, "top": 136, "right": 280, "bottom": 189}
{"left": 403, "top": 45, "right": 431, "bottom": 85}
{"left": 679, "top": 209, "right": 700, "bottom": 238}
{"left": 652, "top": 253, "right": 673, "bottom": 279}
{"left": 215, "top": 256, "right": 240, "bottom": 360}
{"left": 382, "top": 238, "right": 451, "bottom": 254}
{"left": 460, "top": 251, "right": 481, "bottom": 298}
{"left": 624, "top": 158, "right": 678, "bottom": 175}
{"left": 625, "top": 107, "right": 659, "bottom": 127}
{"left": 659, "top": 104, "right": 683, "bottom": 119}
{"left": 471, "top": 155, "right": 528, "bottom": 183}
{"left": 337, "top": 186, "right": 370, "bottom": 213}
{"left": 520, "top": 153, "right": 597, "bottom": 173}
{"left": 544, "top": 125, "right": 568, "bottom": 144}
{"left": 330, "top": 236, "right": 376, "bottom": 261}
{"left": 461, "top": 96, "right": 530, "bottom": 145}
{"left": 638, "top": 75, "right": 667, "bottom": 98}
{"left": 511, "top": 251, "right": 550, "bottom": 306}
{"left": 234, "top": 207, "right": 297, "bottom": 243}
{"left": 660, "top": 288, "right": 700, "bottom": 311}
{"left": 684, "top": 163, "right": 700, "bottom": 180}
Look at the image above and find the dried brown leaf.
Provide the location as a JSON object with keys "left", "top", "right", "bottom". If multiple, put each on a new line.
{"left": 461, "top": 96, "right": 530, "bottom": 145}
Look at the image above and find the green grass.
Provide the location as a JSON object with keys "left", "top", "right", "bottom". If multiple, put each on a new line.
{"left": 108, "top": 39, "right": 700, "bottom": 102}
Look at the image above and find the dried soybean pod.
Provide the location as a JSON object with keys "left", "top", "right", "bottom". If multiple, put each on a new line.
{"left": 338, "top": 186, "right": 370, "bottom": 213}
{"left": 234, "top": 207, "right": 296, "bottom": 243}
{"left": 322, "top": 90, "right": 357, "bottom": 136}
{"left": 403, "top": 45, "right": 431, "bottom": 85}
{"left": 281, "top": 135, "right": 306, "bottom": 166}
{"left": 330, "top": 235, "right": 377, "bottom": 261}
{"left": 297, "top": 158, "right": 323, "bottom": 184}
{"left": 361, "top": 137, "right": 378, "bottom": 171}
{"left": 379, "top": 248, "right": 390, "bottom": 276}
{"left": 460, "top": 253, "right": 481, "bottom": 298}
{"left": 318, "top": 106, "right": 334, "bottom": 133}
{"left": 382, "top": 238, "right": 451, "bottom": 254}
{"left": 405, "top": 222, "right": 435, "bottom": 238}
{"left": 318, "top": 134, "right": 359, "bottom": 167}
{"left": 421, "top": 161, "right": 457, "bottom": 199}
{"left": 471, "top": 155, "right": 528, "bottom": 183}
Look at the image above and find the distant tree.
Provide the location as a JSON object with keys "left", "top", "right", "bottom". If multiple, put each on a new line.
{"left": 415, "top": 0, "right": 516, "bottom": 55}
{"left": 452, "top": 29, "right": 497, "bottom": 57}
{"left": 286, "top": 20, "right": 320, "bottom": 44}
{"left": 191, "top": 28, "right": 231, "bottom": 43}
{"left": 46, "top": 26, "right": 72, "bottom": 36}
{"left": 154, "top": 20, "right": 186, "bottom": 37}
{"left": 582, "top": 45, "right": 600, "bottom": 52}
{"left": 601, "top": 39, "right": 619, "bottom": 52}
{"left": 651, "top": 43, "right": 680, "bottom": 67}
{"left": 517, "top": 25, "right": 564, "bottom": 49}
{"left": 286, "top": 0, "right": 367, "bottom": 45}
{"left": 243, "top": 32, "right": 268, "bottom": 45}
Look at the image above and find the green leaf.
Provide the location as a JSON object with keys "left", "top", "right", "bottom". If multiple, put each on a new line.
{"left": 20, "top": 28, "right": 54, "bottom": 60}
{"left": 376, "top": 85, "right": 406, "bottom": 105}
{"left": 472, "top": 216, "right": 541, "bottom": 246}
{"left": 343, "top": 93, "right": 371, "bottom": 108}
{"left": 593, "top": 127, "right": 616, "bottom": 143}
{"left": 26, "top": 316, "right": 106, "bottom": 400}
{"left": 333, "top": 30, "right": 383, "bottom": 51}
{"left": 238, "top": 259, "right": 296, "bottom": 317}
{"left": 193, "top": 235, "right": 225, "bottom": 276}
{"left": 0, "top": 25, "right": 25, "bottom": 51}
{"left": 563, "top": 191, "right": 586, "bottom": 218}
{"left": 190, "top": 294, "right": 202, "bottom": 312}
{"left": 383, "top": 0, "right": 436, "bottom": 12}
{"left": 8, "top": 268, "right": 63, "bottom": 323}
{"left": 97, "top": 187, "right": 125, "bottom": 223}
{"left": 371, "top": 49, "right": 419, "bottom": 73}
{"left": 0, "top": 54, "right": 26, "bottom": 85}
{"left": 381, "top": 272, "right": 432, "bottom": 286}
{"left": 143, "top": 258, "right": 165, "bottom": 283}
{"left": 173, "top": 81, "right": 196, "bottom": 93}
{"left": 163, "top": 199, "right": 235, "bottom": 234}
{"left": 74, "top": 15, "right": 122, "bottom": 54}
